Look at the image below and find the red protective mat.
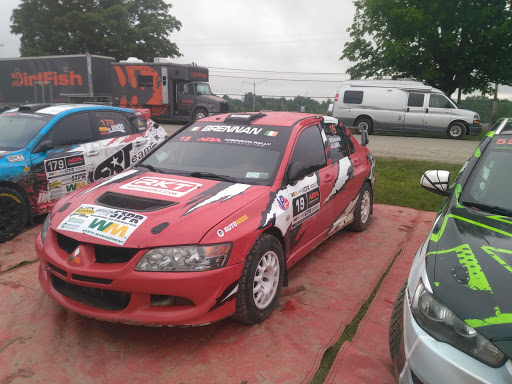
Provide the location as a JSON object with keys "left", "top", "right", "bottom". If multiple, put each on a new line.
{"left": 0, "top": 223, "right": 42, "bottom": 273}
{"left": 325, "top": 211, "right": 437, "bottom": 384}
{"left": 0, "top": 205, "right": 427, "bottom": 384}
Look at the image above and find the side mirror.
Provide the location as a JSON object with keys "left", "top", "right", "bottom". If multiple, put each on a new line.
{"left": 287, "top": 161, "right": 308, "bottom": 183}
{"left": 420, "top": 170, "right": 450, "bottom": 196}
{"left": 33, "top": 140, "right": 54, "bottom": 153}
{"left": 360, "top": 128, "right": 369, "bottom": 146}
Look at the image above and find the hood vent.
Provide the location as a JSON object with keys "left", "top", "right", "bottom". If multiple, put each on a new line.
{"left": 96, "top": 192, "right": 177, "bottom": 212}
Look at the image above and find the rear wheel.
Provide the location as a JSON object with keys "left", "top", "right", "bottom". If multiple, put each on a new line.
{"left": 232, "top": 234, "right": 285, "bottom": 324}
{"left": 0, "top": 187, "right": 28, "bottom": 243}
{"left": 349, "top": 183, "right": 372, "bottom": 232}
{"left": 355, "top": 117, "right": 373, "bottom": 134}
{"left": 447, "top": 122, "right": 466, "bottom": 139}
{"left": 389, "top": 282, "right": 407, "bottom": 364}
{"left": 193, "top": 108, "right": 208, "bottom": 121}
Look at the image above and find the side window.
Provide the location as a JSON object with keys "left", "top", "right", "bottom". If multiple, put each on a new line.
{"left": 179, "top": 83, "right": 194, "bottom": 96}
{"left": 322, "top": 121, "right": 350, "bottom": 162}
{"left": 343, "top": 90, "right": 363, "bottom": 104}
{"left": 92, "top": 111, "right": 135, "bottom": 139}
{"left": 429, "top": 94, "right": 453, "bottom": 109}
{"left": 289, "top": 125, "right": 327, "bottom": 176}
{"left": 129, "top": 112, "right": 149, "bottom": 132}
{"left": 408, "top": 93, "right": 425, "bottom": 107}
{"left": 138, "top": 75, "right": 153, "bottom": 88}
{"left": 50, "top": 113, "right": 93, "bottom": 146}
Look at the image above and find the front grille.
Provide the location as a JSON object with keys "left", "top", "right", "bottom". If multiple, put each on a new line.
{"left": 96, "top": 192, "right": 176, "bottom": 212}
{"left": 94, "top": 244, "right": 139, "bottom": 264}
{"left": 57, "top": 233, "right": 79, "bottom": 254}
{"left": 50, "top": 273, "right": 130, "bottom": 311}
{"left": 48, "top": 262, "right": 67, "bottom": 277}
{"left": 72, "top": 274, "right": 113, "bottom": 285}
{"left": 220, "top": 102, "right": 229, "bottom": 113}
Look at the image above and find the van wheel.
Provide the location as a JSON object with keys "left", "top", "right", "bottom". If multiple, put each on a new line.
{"left": 193, "top": 108, "right": 208, "bottom": 121}
{"left": 447, "top": 122, "right": 466, "bottom": 139}
{"left": 0, "top": 187, "right": 28, "bottom": 243}
{"left": 355, "top": 117, "right": 373, "bottom": 134}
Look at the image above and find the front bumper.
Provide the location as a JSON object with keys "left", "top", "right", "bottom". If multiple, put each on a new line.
{"left": 468, "top": 123, "right": 482, "bottom": 136}
{"left": 36, "top": 229, "right": 244, "bottom": 326}
{"left": 398, "top": 290, "right": 512, "bottom": 383}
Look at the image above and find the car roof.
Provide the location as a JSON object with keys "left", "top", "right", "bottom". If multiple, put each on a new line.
{"left": 16, "top": 103, "right": 137, "bottom": 116}
{"left": 200, "top": 111, "right": 327, "bottom": 129}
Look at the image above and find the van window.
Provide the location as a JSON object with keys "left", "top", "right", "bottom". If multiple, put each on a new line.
{"left": 408, "top": 93, "right": 425, "bottom": 107}
{"left": 429, "top": 94, "right": 454, "bottom": 109}
{"left": 343, "top": 91, "right": 363, "bottom": 104}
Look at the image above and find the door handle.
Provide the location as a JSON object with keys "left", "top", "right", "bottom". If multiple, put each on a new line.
{"left": 407, "top": 107, "right": 409, "bottom": 112}
{"left": 324, "top": 174, "right": 334, "bottom": 182}
{"left": 86, "top": 150, "right": 99, "bottom": 156}
{"left": 426, "top": 108, "right": 429, "bottom": 113}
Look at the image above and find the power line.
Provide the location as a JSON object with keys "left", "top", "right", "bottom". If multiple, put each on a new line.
{"left": 211, "top": 74, "right": 343, "bottom": 82}
{"left": 211, "top": 67, "right": 348, "bottom": 75}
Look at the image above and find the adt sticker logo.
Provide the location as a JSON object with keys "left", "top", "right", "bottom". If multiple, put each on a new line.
{"left": 278, "top": 195, "right": 289, "bottom": 210}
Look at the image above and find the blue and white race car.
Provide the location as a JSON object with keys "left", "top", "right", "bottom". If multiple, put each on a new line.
{"left": 0, "top": 104, "right": 166, "bottom": 242}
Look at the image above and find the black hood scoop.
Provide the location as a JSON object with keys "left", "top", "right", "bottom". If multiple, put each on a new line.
{"left": 96, "top": 192, "right": 177, "bottom": 212}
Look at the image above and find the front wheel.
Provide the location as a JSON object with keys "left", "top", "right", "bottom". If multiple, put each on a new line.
{"left": 447, "top": 122, "right": 466, "bottom": 139}
{"left": 348, "top": 183, "right": 372, "bottom": 232}
{"left": 193, "top": 108, "right": 208, "bottom": 121}
{"left": 0, "top": 187, "right": 28, "bottom": 243}
{"left": 389, "top": 282, "right": 407, "bottom": 365}
{"left": 232, "top": 234, "right": 285, "bottom": 324}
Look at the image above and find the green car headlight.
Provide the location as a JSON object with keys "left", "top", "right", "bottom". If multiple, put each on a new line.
{"left": 135, "top": 244, "right": 232, "bottom": 272}
{"left": 412, "top": 279, "right": 507, "bottom": 367}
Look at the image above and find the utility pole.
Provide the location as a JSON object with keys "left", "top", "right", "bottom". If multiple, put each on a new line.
{"left": 243, "top": 80, "right": 267, "bottom": 112}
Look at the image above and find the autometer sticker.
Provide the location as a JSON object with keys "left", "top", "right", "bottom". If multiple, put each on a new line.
{"left": 57, "top": 204, "right": 147, "bottom": 245}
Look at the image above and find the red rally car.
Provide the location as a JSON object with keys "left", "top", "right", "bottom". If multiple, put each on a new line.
{"left": 36, "top": 112, "right": 376, "bottom": 326}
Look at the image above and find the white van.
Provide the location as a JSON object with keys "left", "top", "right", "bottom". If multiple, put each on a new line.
{"left": 331, "top": 79, "right": 482, "bottom": 139}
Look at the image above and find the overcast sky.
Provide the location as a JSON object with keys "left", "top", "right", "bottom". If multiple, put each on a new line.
{"left": 1, "top": 0, "right": 510, "bottom": 100}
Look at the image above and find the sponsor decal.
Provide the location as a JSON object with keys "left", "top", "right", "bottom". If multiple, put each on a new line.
{"left": 57, "top": 204, "right": 147, "bottom": 245}
{"left": 264, "top": 131, "right": 278, "bottom": 137}
{"left": 223, "top": 214, "right": 248, "bottom": 234}
{"left": 120, "top": 176, "right": 201, "bottom": 197}
{"left": 49, "top": 181, "right": 62, "bottom": 189}
{"left": 190, "top": 126, "right": 201, "bottom": 132}
{"left": 196, "top": 137, "right": 221, "bottom": 142}
{"left": 7, "top": 154, "right": 25, "bottom": 163}
{"left": 45, "top": 155, "right": 86, "bottom": 177}
{"left": 217, "top": 229, "right": 224, "bottom": 237}
{"left": 93, "top": 143, "right": 132, "bottom": 180}
{"left": 277, "top": 195, "right": 289, "bottom": 210}
{"left": 201, "top": 125, "right": 263, "bottom": 135}
{"left": 68, "top": 248, "right": 81, "bottom": 264}
{"left": 11, "top": 71, "right": 82, "bottom": 87}
{"left": 224, "top": 138, "right": 271, "bottom": 147}
{"left": 292, "top": 185, "right": 321, "bottom": 228}
{"left": 65, "top": 181, "right": 86, "bottom": 192}
{"left": 0, "top": 193, "right": 20, "bottom": 204}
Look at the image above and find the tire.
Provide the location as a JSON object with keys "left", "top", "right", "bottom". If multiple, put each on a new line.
{"left": 389, "top": 282, "right": 407, "bottom": 364}
{"left": 193, "top": 108, "right": 208, "bottom": 121}
{"left": 355, "top": 117, "right": 373, "bottom": 134}
{"left": 232, "top": 234, "right": 285, "bottom": 324}
{"left": 348, "top": 183, "right": 372, "bottom": 232}
{"left": 0, "top": 187, "right": 28, "bottom": 243}
{"left": 447, "top": 122, "right": 466, "bottom": 139}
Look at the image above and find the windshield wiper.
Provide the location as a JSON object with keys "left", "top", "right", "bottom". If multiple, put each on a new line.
{"left": 461, "top": 201, "right": 512, "bottom": 217}
{"left": 137, "top": 163, "right": 165, "bottom": 173}
{"left": 189, "top": 171, "right": 237, "bottom": 183}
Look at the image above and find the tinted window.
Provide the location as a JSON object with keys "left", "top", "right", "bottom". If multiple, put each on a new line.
{"left": 429, "top": 94, "right": 453, "bottom": 108}
{"left": 138, "top": 75, "right": 153, "bottom": 88}
{"left": 130, "top": 112, "right": 149, "bottom": 132}
{"left": 290, "top": 125, "right": 327, "bottom": 173}
{"left": 51, "top": 113, "right": 93, "bottom": 146}
{"left": 343, "top": 91, "right": 363, "bottom": 104}
{"left": 92, "top": 111, "right": 134, "bottom": 139}
{"left": 408, "top": 93, "right": 425, "bottom": 107}
{"left": 180, "top": 83, "right": 194, "bottom": 96}
{"left": 322, "top": 121, "right": 350, "bottom": 162}
{"left": 0, "top": 113, "right": 51, "bottom": 150}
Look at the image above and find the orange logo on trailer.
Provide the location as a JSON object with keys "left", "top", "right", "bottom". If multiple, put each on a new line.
{"left": 11, "top": 71, "right": 83, "bottom": 87}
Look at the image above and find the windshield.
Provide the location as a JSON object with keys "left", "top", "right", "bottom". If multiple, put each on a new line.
{"left": 460, "top": 139, "right": 512, "bottom": 214}
{"left": 194, "top": 83, "right": 212, "bottom": 96}
{"left": 0, "top": 112, "right": 51, "bottom": 150}
{"left": 141, "top": 122, "right": 292, "bottom": 185}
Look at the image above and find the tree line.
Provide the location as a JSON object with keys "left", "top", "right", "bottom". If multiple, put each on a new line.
{"left": 222, "top": 94, "right": 332, "bottom": 115}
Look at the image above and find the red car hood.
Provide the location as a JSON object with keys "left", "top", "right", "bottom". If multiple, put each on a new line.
{"left": 52, "top": 169, "right": 270, "bottom": 248}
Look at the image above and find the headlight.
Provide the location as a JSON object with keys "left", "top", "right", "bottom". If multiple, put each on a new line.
{"left": 474, "top": 114, "right": 480, "bottom": 124}
{"left": 41, "top": 214, "right": 51, "bottom": 245}
{"left": 412, "top": 279, "right": 506, "bottom": 367}
{"left": 135, "top": 244, "right": 232, "bottom": 272}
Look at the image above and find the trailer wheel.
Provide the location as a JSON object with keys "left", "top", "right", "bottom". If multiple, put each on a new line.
{"left": 355, "top": 117, "right": 373, "bottom": 134}
{"left": 193, "top": 108, "right": 208, "bottom": 121}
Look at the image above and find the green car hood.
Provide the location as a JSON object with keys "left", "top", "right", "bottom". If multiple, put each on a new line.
{"left": 426, "top": 204, "right": 512, "bottom": 357}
